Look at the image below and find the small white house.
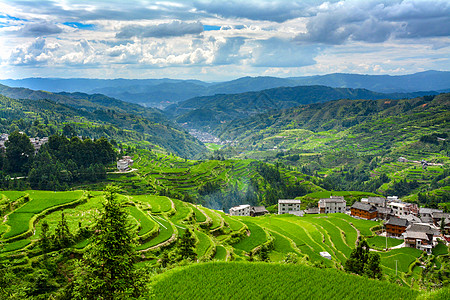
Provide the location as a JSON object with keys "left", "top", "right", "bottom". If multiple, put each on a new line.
{"left": 229, "top": 205, "right": 251, "bottom": 216}
{"left": 278, "top": 199, "right": 301, "bottom": 215}
{"left": 320, "top": 251, "right": 332, "bottom": 260}
{"left": 117, "top": 156, "right": 134, "bottom": 171}
{"left": 318, "top": 196, "right": 346, "bottom": 214}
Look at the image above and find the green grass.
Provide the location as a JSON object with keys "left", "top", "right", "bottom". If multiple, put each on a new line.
{"left": 1, "top": 191, "right": 26, "bottom": 201}
{"left": 149, "top": 262, "right": 420, "bottom": 300}
{"left": 222, "top": 214, "right": 245, "bottom": 231}
{"left": 379, "top": 247, "right": 422, "bottom": 274}
{"left": 189, "top": 204, "right": 207, "bottom": 223}
{"left": 132, "top": 195, "right": 172, "bottom": 214}
{"left": 432, "top": 242, "right": 448, "bottom": 256}
{"left": 1, "top": 239, "right": 31, "bottom": 253}
{"left": 127, "top": 206, "right": 156, "bottom": 237}
{"left": 136, "top": 216, "right": 174, "bottom": 250}
{"left": 200, "top": 207, "right": 222, "bottom": 230}
{"left": 367, "top": 236, "right": 403, "bottom": 249}
{"left": 233, "top": 220, "right": 267, "bottom": 252}
{"left": 195, "top": 231, "right": 213, "bottom": 258}
{"left": 214, "top": 245, "right": 227, "bottom": 260}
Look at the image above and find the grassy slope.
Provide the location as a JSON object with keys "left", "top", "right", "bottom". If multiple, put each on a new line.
{"left": 150, "top": 262, "right": 420, "bottom": 300}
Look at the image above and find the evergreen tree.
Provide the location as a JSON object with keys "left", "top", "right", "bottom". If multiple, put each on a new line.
{"left": 5, "top": 131, "right": 34, "bottom": 173}
{"left": 39, "top": 220, "right": 51, "bottom": 252}
{"left": 364, "top": 252, "right": 383, "bottom": 279}
{"left": 177, "top": 228, "right": 197, "bottom": 261}
{"left": 344, "top": 240, "right": 370, "bottom": 275}
{"left": 53, "top": 213, "right": 74, "bottom": 249}
{"left": 71, "top": 185, "right": 140, "bottom": 299}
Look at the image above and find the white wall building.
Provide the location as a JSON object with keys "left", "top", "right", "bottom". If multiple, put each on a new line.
{"left": 278, "top": 199, "right": 301, "bottom": 215}
{"left": 229, "top": 204, "right": 251, "bottom": 216}
{"left": 318, "top": 196, "right": 346, "bottom": 214}
{"left": 388, "top": 201, "right": 419, "bottom": 217}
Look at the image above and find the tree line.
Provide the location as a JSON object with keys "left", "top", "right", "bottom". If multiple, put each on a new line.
{"left": 0, "top": 131, "right": 117, "bottom": 190}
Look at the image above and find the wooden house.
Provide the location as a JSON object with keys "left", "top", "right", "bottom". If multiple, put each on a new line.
{"left": 351, "top": 202, "right": 377, "bottom": 220}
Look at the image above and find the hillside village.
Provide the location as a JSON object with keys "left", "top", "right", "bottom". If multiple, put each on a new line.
{"left": 229, "top": 195, "right": 449, "bottom": 255}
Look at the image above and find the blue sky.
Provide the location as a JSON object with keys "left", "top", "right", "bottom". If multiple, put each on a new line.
{"left": 0, "top": 0, "right": 449, "bottom": 80}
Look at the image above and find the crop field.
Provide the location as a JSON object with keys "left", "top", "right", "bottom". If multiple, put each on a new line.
{"left": 233, "top": 220, "right": 268, "bottom": 252}
{"left": 2, "top": 190, "right": 84, "bottom": 239}
{"left": 149, "top": 262, "right": 420, "bottom": 300}
{"left": 0, "top": 189, "right": 433, "bottom": 289}
{"left": 132, "top": 195, "right": 173, "bottom": 214}
{"left": 367, "top": 236, "right": 403, "bottom": 249}
{"left": 127, "top": 206, "right": 156, "bottom": 237}
{"left": 379, "top": 248, "right": 422, "bottom": 274}
{"left": 195, "top": 231, "right": 213, "bottom": 258}
{"left": 136, "top": 215, "right": 175, "bottom": 250}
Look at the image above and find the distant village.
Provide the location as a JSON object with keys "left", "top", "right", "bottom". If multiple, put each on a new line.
{"left": 228, "top": 195, "right": 449, "bottom": 255}
{"left": 0, "top": 133, "right": 49, "bottom": 153}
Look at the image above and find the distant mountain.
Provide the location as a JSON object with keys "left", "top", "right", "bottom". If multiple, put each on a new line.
{"left": 288, "top": 70, "right": 450, "bottom": 93}
{"left": 1, "top": 71, "right": 448, "bottom": 107}
{"left": 214, "top": 93, "right": 449, "bottom": 143}
{"left": 0, "top": 84, "right": 206, "bottom": 157}
{"left": 165, "top": 85, "right": 438, "bottom": 130}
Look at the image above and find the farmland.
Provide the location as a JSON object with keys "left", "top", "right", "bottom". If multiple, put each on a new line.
{"left": 0, "top": 189, "right": 444, "bottom": 297}
{"left": 149, "top": 262, "right": 420, "bottom": 300}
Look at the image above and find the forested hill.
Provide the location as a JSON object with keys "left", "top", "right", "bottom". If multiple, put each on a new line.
{"left": 214, "top": 93, "right": 449, "bottom": 154}
{"left": 0, "top": 84, "right": 166, "bottom": 124}
{"left": 1, "top": 71, "right": 449, "bottom": 107}
{"left": 166, "top": 85, "right": 436, "bottom": 130}
{"left": 0, "top": 93, "right": 206, "bottom": 158}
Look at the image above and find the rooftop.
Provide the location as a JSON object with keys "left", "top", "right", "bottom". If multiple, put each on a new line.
{"left": 279, "top": 199, "right": 301, "bottom": 204}
{"left": 351, "top": 201, "right": 377, "bottom": 212}
{"left": 386, "top": 217, "right": 409, "bottom": 227}
{"left": 229, "top": 204, "right": 250, "bottom": 211}
{"left": 319, "top": 196, "right": 346, "bottom": 203}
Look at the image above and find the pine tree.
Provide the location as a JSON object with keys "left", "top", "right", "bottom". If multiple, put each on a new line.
{"left": 178, "top": 228, "right": 197, "bottom": 261}
{"left": 71, "top": 185, "right": 140, "bottom": 299}
{"left": 364, "top": 252, "right": 382, "bottom": 279}
{"left": 39, "top": 220, "right": 50, "bottom": 252}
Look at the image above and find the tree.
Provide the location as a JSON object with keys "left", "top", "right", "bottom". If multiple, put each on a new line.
{"left": 5, "top": 131, "right": 34, "bottom": 173}
{"left": 364, "top": 252, "right": 382, "bottom": 279}
{"left": 177, "top": 228, "right": 197, "bottom": 261}
{"left": 39, "top": 220, "right": 51, "bottom": 252}
{"left": 53, "top": 213, "right": 74, "bottom": 249}
{"left": 344, "top": 240, "right": 369, "bottom": 275}
{"left": 345, "top": 240, "right": 382, "bottom": 279}
{"left": 71, "top": 185, "right": 140, "bottom": 299}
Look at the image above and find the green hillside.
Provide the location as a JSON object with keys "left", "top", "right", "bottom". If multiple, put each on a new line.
{"left": 211, "top": 94, "right": 449, "bottom": 201}
{"left": 166, "top": 85, "right": 434, "bottom": 130}
{"left": 0, "top": 92, "right": 206, "bottom": 158}
{"left": 1, "top": 189, "right": 446, "bottom": 298}
{"left": 150, "top": 262, "right": 420, "bottom": 300}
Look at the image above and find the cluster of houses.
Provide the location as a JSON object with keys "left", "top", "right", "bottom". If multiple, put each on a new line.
{"left": 229, "top": 204, "right": 269, "bottom": 217}
{"left": 117, "top": 156, "right": 134, "bottom": 171}
{"left": 0, "top": 133, "right": 49, "bottom": 154}
{"left": 228, "top": 195, "right": 449, "bottom": 254}
{"left": 351, "top": 196, "right": 448, "bottom": 254}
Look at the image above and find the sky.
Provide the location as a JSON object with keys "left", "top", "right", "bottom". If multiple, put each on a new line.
{"left": 0, "top": 0, "right": 449, "bottom": 81}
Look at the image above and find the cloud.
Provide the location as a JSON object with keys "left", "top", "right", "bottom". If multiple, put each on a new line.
{"left": 295, "top": 0, "right": 450, "bottom": 44}
{"left": 249, "top": 38, "right": 317, "bottom": 67}
{"left": 116, "top": 21, "right": 204, "bottom": 39}
{"left": 193, "top": 0, "right": 311, "bottom": 22}
{"left": 8, "top": 37, "right": 60, "bottom": 65}
{"left": 211, "top": 37, "right": 246, "bottom": 65}
{"left": 16, "top": 22, "right": 62, "bottom": 37}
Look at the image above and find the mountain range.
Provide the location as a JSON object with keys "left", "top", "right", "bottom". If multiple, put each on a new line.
{"left": 1, "top": 70, "right": 449, "bottom": 108}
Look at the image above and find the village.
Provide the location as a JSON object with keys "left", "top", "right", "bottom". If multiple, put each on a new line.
{"left": 228, "top": 195, "right": 450, "bottom": 255}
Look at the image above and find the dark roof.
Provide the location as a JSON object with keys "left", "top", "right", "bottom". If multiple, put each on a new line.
{"left": 251, "top": 206, "right": 268, "bottom": 213}
{"left": 420, "top": 216, "right": 433, "bottom": 224}
{"left": 386, "top": 217, "right": 408, "bottom": 227}
{"left": 406, "top": 223, "right": 437, "bottom": 235}
{"left": 351, "top": 201, "right": 377, "bottom": 212}
{"left": 433, "top": 212, "right": 450, "bottom": 219}
{"left": 367, "top": 197, "right": 386, "bottom": 205}
{"left": 377, "top": 207, "right": 392, "bottom": 214}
